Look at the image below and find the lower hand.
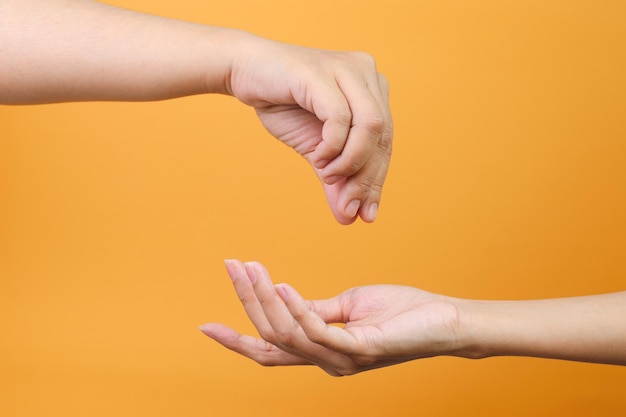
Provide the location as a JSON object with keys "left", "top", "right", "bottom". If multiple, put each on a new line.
{"left": 200, "top": 260, "right": 463, "bottom": 376}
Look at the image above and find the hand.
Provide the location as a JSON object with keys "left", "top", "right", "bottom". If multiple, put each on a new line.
{"left": 200, "top": 260, "right": 463, "bottom": 376}
{"left": 228, "top": 36, "right": 393, "bottom": 224}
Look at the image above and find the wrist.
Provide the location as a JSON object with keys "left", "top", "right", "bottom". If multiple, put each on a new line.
{"left": 198, "top": 27, "right": 252, "bottom": 96}
{"left": 449, "top": 298, "right": 502, "bottom": 360}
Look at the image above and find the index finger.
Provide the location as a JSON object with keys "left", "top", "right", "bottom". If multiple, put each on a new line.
{"left": 314, "top": 72, "right": 386, "bottom": 181}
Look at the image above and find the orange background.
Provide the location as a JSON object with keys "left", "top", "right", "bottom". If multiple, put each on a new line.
{"left": 1, "top": 1, "right": 625, "bottom": 416}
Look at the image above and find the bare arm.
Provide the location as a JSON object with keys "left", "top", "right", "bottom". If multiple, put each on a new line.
{"left": 463, "top": 291, "right": 626, "bottom": 366}
{"left": 0, "top": 0, "right": 234, "bottom": 102}
{"left": 0, "top": 0, "right": 393, "bottom": 224}
{"left": 201, "top": 260, "right": 626, "bottom": 375}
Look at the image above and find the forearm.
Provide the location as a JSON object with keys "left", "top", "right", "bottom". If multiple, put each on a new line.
{"left": 0, "top": 0, "right": 245, "bottom": 104}
{"left": 458, "top": 291, "right": 626, "bottom": 365}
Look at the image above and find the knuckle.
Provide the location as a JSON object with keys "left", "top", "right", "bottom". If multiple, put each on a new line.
{"left": 252, "top": 342, "right": 281, "bottom": 367}
{"left": 334, "top": 109, "right": 353, "bottom": 127}
{"left": 255, "top": 354, "right": 278, "bottom": 367}
{"left": 304, "top": 327, "right": 326, "bottom": 345}
{"left": 255, "top": 357, "right": 274, "bottom": 367}
{"left": 323, "top": 367, "right": 344, "bottom": 377}
{"left": 336, "top": 365, "right": 359, "bottom": 377}
{"left": 257, "top": 329, "right": 276, "bottom": 344}
{"left": 274, "top": 331, "right": 296, "bottom": 348}
{"left": 237, "top": 293, "right": 260, "bottom": 307}
{"left": 262, "top": 341, "right": 277, "bottom": 355}
{"left": 352, "top": 51, "right": 377, "bottom": 68}
{"left": 346, "top": 159, "right": 364, "bottom": 174}
{"left": 255, "top": 293, "right": 272, "bottom": 308}
{"left": 352, "top": 175, "right": 375, "bottom": 196}
{"left": 326, "top": 138, "right": 347, "bottom": 154}
{"left": 378, "top": 120, "right": 394, "bottom": 149}
{"left": 378, "top": 72, "right": 390, "bottom": 90}
{"left": 370, "top": 183, "right": 384, "bottom": 198}
{"left": 351, "top": 354, "right": 376, "bottom": 368}
{"left": 291, "top": 308, "right": 308, "bottom": 323}
{"left": 381, "top": 133, "right": 393, "bottom": 151}
{"left": 362, "top": 114, "right": 386, "bottom": 138}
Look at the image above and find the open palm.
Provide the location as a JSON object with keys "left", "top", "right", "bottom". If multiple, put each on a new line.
{"left": 201, "top": 261, "right": 462, "bottom": 376}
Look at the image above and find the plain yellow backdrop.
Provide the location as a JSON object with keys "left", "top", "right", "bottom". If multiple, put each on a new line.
{"left": 1, "top": 1, "right": 625, "bottom": 416}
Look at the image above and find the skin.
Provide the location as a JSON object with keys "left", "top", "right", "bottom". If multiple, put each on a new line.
{"left": 0, "top": 0, "right": 393, "bottom": 224}
{"left": 200, "top": 260, "right": 626, "bottom": 376}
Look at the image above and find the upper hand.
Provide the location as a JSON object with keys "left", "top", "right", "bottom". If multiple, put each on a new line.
{"left": 200, "top": 260, "right": 463, "bottom": 376}
{"left": 227, "top": 36, "right": 393, "bottom": 224}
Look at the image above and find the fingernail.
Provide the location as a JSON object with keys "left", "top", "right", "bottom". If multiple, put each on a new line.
{"left": 275, "top": 284, "right": 288, "bottom": 301}
{"left": 368, "top": 203, "right": 378, "bottom": 221}
{"left": 346, "top": 199, "right": 361, "bottom": 218}
{"left": 313, "top": 158, "right": 331, "bottom": 170}
{"left": 244, "top": 262, "right": 258, "bottom": 284}
{"left": 198, "top": 324, "right": 211, "bottom": 335}
{"left": 224, "top": 259, "right": 236, "bottom": 278}
{"left": 325, "top": 174, "right": 343, "bottom": 184}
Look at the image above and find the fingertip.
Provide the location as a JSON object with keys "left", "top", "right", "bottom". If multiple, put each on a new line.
{"left": 224, "top": 259, "right": 235, "bottom": 276}
{"left": 360, "top": 202, "right": 378, "bottom": 223}
{"left": 199, "top": 323, "right": 215, "bottom": 336}
{"left": 243, "top": 261, "right": 259, "bottom": 284}
{"left": 345, "top": 199, "right": 361, "bottom": 219}
{"left": 274, "top": 283, "right": 289, "bottom": 301}
{"left": 199, "top": 324, "right": 243, "bottom": 348}
{"left": 320, "top": 181, "right": 359, "bottom": 225}
{"left": 244, "top": 261, "right": 273, "bottom": 286}
{"left": 225, "top": 259, "right": 250, "bottom": 283}
{"left": 334, "top": 211, "right": 358, "bottom": 226}
{"left": 368, "top": 202, "right": 378, "bottom": 222}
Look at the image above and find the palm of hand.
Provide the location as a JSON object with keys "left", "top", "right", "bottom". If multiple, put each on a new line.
{"left": 339, "top": 286, "right": 461, "bottom": 363}
{"left": 255, "top": 105, "right": 323, "bottom": 162}
{"left": 200, "top": 261, "right": 460, "bottom": 376}
{"left": 255, "top": 104, "right": 352, "bottom": 221}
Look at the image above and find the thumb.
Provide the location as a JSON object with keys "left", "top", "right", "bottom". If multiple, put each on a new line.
{"left": 275, "top": 282, "right": 347, "bottom": 324}
{"left": 319, "top": 177, "right": 359, "bottom": 225}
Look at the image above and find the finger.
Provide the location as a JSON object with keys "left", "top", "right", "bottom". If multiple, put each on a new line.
{"left": 246, "top": 262, "right": 353, "bottom": 367}
{"left": 276, "top": 283, "right": 363, "bottom": 355}
{"left": 316, "top": 73, "right": 384, "bottom": 181}
{"left": 322, "top": 154, "right": 385, "bottom": 224}
{"left": 319, "top": 177, "right": 359, "bottom": 225}
{"left": 304, "top": 296, "right": 347, "bottom": 324}
{"left": 292, "top": 76, "right": 352, "bottom": 169}
{"left": 199, "top": 323, "right": 309, "bottom": 366}
{"left": 356, "top": 145, "right": 391, "bottom": 223}
{"left": 324, "top": 73, "right": 392, "bottom": 223}
{"left": 224, "top": 259, "right": 276, "bottom": 339}
{"left": 320, "top": 62, "right": 390, "bottom": 177}
{"left": 243, "top": 261, "right": 300, "bottom": 346}
{"left": 335, "top": 156, "right": 382, "bottom": 223}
